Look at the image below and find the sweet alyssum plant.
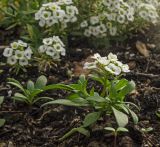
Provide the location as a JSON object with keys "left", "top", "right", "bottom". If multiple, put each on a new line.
{"left": 35, "top": 0, "right": 79, "bottom": 30}
{"left": 36, "top": 36, "right": 66, "bottom": 71}
{"left": 8, "top": 75, "right": 52, "bottom": 105}
{"left": 3, "top": 40, "right": 33, "bottom": 74}
{"left": 80, "top": 0, "right": 160, "bottom": 38}
{"left": 44, "top": 53, "right": 139, "bottom": 140}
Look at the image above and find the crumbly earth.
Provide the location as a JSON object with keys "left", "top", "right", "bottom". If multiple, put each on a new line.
{"left": 0, "top": 25, "right": 160, "bottom": 147}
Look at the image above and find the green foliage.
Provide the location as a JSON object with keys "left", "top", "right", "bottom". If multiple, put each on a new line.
{"left": 44, "top": 73, "right": 138, "bottom": 139}
{"left": 8, "top": 75, "right": 52, "bottom": 105}
{"left": 0, "top": 96, "right": 5, "bottom": 127}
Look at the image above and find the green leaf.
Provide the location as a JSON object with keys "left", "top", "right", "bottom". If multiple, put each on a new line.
{"left": 86, "top": 96, "right": 106, "bottom": 103}
{"left": 109, "top": 82, "right": 118, "bottom": 99}
{"left": 112, "top": 107, "right": 128, "bottom": 127}
{"left": 43, "top": 84, "right": 73, "bottom": 91}
{"left": 8, "top": 78, "right": 25, "bottom": 92}
{"left": 30, "top": 89, "right": 43, "bottom": 98}
{"left": 0, "top": 96, "right": 4, "bottom": 105}
{"left": 32, "top": 97, "right": 53, "bottom": 104}
{"left": 79, "top": 74, "right": 86, "bottom": 84}
{"left": 42, "top": 99, "right": 84, "bottom": 107}
{"left": 89, "top": 74, "right": 104, "bottom": 84}
{"left": 59, "top": 127, "right": 90, "bottom": 141}
{"left": 0, "top": 119, "right": 5, "bottom": 127}
{"left": 76, "top": 127, "right": 90, "bottom": 137}
{"left": 83, "top": 112, "right": 101, "bottom": 127}
{"left": 115, "top": 79, "right": 128, "bottom": 91}
{"left": 27, "top": 80, "right": 34, "bottom": 91}
{"left": 14, "top": 93, "right": 27, "bottom": 99}
{"left": 89, "top": 87, "right": 95, "bottom": 96}
{"left": 13, "top": 93, "right": 29, "bottom": 103}
{"left": 117, "top": 127, "right": 128, "bottom": 132}
{"left": 71, "top": 97, "right": 89, "bottom": 106}
{"left": 104, "top": 127, "right": 115, "bottom": 132}
{"left": 35, "top": 75, "right": 47, "bottom": 89}
{"left": 118, "top": 81, "right": 135, "bottom": 100}
{"left": 128, "top": 108, "right": 138, "bottom": 124}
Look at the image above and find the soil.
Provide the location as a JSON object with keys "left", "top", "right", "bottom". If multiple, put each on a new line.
{"left": 0, "top": 24, "right": 160, "bottom": 147}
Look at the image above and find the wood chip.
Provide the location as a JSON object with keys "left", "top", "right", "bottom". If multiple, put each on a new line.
{"left": 136, "top": 41, "right": 149, "bottom": 57}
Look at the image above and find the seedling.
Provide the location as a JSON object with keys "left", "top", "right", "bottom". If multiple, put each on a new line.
{"left": 8, "top": 75, "right": 52, "bottom": 105}
{"left": 104, "top": 127, "right": 128, "bottom": 147}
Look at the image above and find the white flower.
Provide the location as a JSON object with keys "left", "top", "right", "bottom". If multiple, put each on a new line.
{"left": 38, "top": 45, "right": 47, "bottom": 53}
{"left": 52, "top": 52, "right": 60, "bottom": 60}
{"left": 42, "top": 11, "right": 52, "bottom": 20}
{"left": 84, "top": 29, "right": 91, "bottom": 37}
{"left": 48, "top": 3, "right": 60, "bottom": 11}
{"left": 117, "top": 15, "right": 125, "bottom": 24}
{"left": 70, "top": 16, "right": 77, "bottom": 23}
{"left": 66, "top": 6, "right": 78, "bottom": 17}
{"left": 60, "top": 48, "right": 66, "bottom": 56}
{"left": 11, "top": 42, "right": 18, "bottom": 49}
{"left": 18, "top": 40, "right": 27, "bottom": 47}
{"left": 19, "top": 58, "right": 28, "bottom": 66}
{"left": 15, "top": 50, "right": 24, "bottom": 59}
{"left": 108, "top": 53, "right": 118, "bottom": 61}
{"left": 46, "top": 47, "right": 55, "bottom": 56}
{"left": 58, "top": 0, "right": 73, "bottom": 5}
{"left": 7, "top": 56, "right": 17, "bottom": 65}
{"left": 109, "top": 27, "right": 117, "bottom": 36}
{"left": 53, "top": 43, "right": 63, "bottom": 52}
{"left": 127, "top": 13, "right": 134, "bottom": 21}
{"left": 90, "top": 16, "right": 99, "bottom": 25}
{"left": 53, "top": 36, "right": 65, "bottom": 47}
{"left": 139, "top": 10, "right": 147, "bottom": 19}
{"left": 97, "top": 57, "right": 110, "bottom": 65}
{"left": 35, "top": 11, "right": 42, "bottom": 20}
{"left": 92, "top": 27, "right": 99, "bottom": 36}
{"left": 39, "top": 19, "right": 46, "bottom": 27}
{"left": 24, "top": 48, "right": 32, "bottom": 60}
{"left": 46, "top": 17, "right": 58, "bottom": 26}
{"left": 80, "top": 21, "right": 88, "bottom": 28}
{"left": 53, "top": 10, "right": 65, "bottom": 19}
{"left": 97, "top": 24, "right": 107, "bottom": 33}
{"left": 43, "top": 37, "right": 53, "bottom": 45}
{"left": 115, "top": 61, "right": 123, "bottom": 67}
{"left": 83, "top": 62, "right": 97, "bottom": 69}
{"left": 91, "top": 53, "right": 101, "bottom": 60}
{"left": 3, "top": 48, "right": 13, "bottom": 57}
{"left": 102, "top": 0, "right": 112, "bottom": 7}
{"left": 105, "top": 63, "right": 121, "bottom": 75}
{"left": 121, "top": 64, "right": 130, "bottom": 73}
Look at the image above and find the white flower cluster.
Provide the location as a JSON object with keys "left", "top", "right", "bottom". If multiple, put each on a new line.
{"left": 81, "top": 17, "right": 107, "bottom": 37}
{"left": 3, "top": 40, "right": 32, "bottom": 66}
{"left": 84, "top": 53, "right": 130, "bottom": 76}
{"left": 81, "top": 0, "right": 134, "bottom": 37}
{"left": 80, "top": 0, "right": 160, "bottom": 37}
{"left": 38, "top": 36, "right": 66, "bottom": 61}
{"left": 138, "top": 3, "right": 159, "bottom": 23}
{"left": 35, "top": 0, "right": 78, "bottom": 28}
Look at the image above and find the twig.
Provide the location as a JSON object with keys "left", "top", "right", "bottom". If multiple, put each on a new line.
{"left": 37, "top": 109, "right": 53, "bottom": 122}
{"left": 0, "top": 46, "right": 9, "bottom": 49}
{"left": 133, "top": 72, "right": 159, "bottom": 78}
{"left": 0, "top": 110, "right": 25, "bottom": 113}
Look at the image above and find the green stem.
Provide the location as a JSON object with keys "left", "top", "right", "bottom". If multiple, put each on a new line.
{"left": 101, "top": 76, "right": 108, "bottom": 97}
{"left": 114, "top": 132, "right": 117, "bottom": 147}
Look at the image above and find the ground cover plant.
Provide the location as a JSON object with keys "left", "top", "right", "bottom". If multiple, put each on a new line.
{"left": 0, "top": 0, "right": 160, "bottom": 146}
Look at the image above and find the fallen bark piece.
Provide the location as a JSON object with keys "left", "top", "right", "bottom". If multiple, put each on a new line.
{"left": 136, "top": 41, "right": 149, "bottom": 57}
